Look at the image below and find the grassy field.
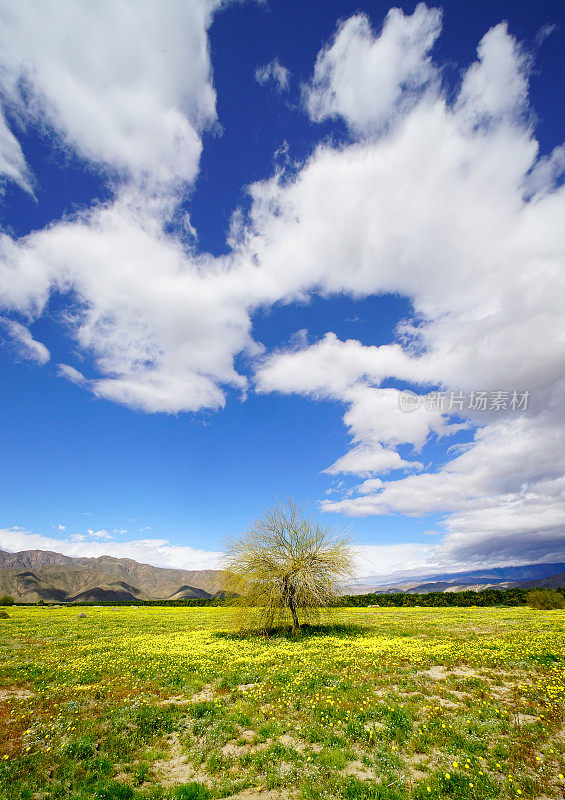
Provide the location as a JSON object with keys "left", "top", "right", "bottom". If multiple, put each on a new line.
{"left": 0, "top": 606, "right": 564, "bottom": 800}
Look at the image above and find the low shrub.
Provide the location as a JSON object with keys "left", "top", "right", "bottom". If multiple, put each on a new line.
{"left": 0, "top": 595, "right": 14, "bottom": 606}
{"left": 526, "top": 588, "right": 565, "bottom": 609}
{"left": 174, "top": 784, "right": 211, "bottom": 800}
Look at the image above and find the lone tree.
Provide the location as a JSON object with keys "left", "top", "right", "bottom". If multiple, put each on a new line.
{"left": 223, "top": 500, "right": 355, "bottom": 633}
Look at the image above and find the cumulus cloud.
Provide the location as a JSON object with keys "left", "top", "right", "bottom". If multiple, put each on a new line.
{"left": 86, "top": 529, "right": 114, "bottom": 540}
{"left": 0, "top": 527, "right": 223, "bottom": 572}
{"left": 0, "top": 0, "right": 221, "bottom": 188}
{"left": 255, "top": 59, "right": 290, "bottom": 93}
{"left": 3, "top": 189, "right": 263, "bottom": 412}
{"left": 249, "top": 10, "right": 565, "bottom": 564}
{"left": 455, "top": 22, "right": 530, "bottom": 126}
{"left": 0, "top": 3, "right": 563, "bottom": 569}
{"left": 304, "top": 4, "right": 442, "bottom": 134}
{"left": 0, "top": 0, "right": 264, "bottom": 412}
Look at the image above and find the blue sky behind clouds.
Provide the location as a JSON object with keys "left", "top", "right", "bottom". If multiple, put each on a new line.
{"left": 0, "top": 0, "right": 563, "bottom": 577}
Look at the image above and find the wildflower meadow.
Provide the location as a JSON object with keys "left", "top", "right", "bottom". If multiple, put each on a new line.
{"left": 1, "top": 606, "right": 564, "bottom": 800}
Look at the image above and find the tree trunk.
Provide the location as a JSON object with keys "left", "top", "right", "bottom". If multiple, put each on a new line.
{"left": 265, "top": 608, "right": 274, "bottom": 634}
{"left": 283, "top": 574, "right": 300, "bottom": 632}
{"left": 289, "top": 598, "right": 300, "bottom": 632}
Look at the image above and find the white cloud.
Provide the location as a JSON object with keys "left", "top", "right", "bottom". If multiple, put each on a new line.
{"left": 255, "top": 59, "right": 290, "bottom": 93}
{"left": 353, "top": 542, "right": 434, "bottom": 578}
{"left": 6, "top": 194, "right": 258, "bottom": 412}
{"left": 57, "top": 364, "right": 88, "bottom": 387}
{"left": 304, "top": 4, "right": 442, "bottom": 134}
{"left": 1, "top": 516, "right": 563, "bottom": 579}
{"left": 524, "top": 144, "right": 565, "bottom": 199}
{"left": 0, "top": 528, "right": 223, "bottom": 571}
{"left": 0, "top": 109, "right": 34, "bottom": 194}
{"left": 86, "top": 529, "right": 114, "bottom": 540}
{"left": 0, "top": 0, "right": 222, "bottom": 188}
{"left": 0, "top": 0, "right": 265, "bottom": 413}
{"left": 455, "top": 23, "right": 529, "bottom": 126}
{"left": 57, "top": 524, "right": 66, "bottom": 532}
{"left": 0, "top": 318, "right": 49, "bottom": 364}
{"left": 0, "top": 3, "right": 563, "bottom": 570}
{"left": 249, "top": 12, "right": 565, "bottom": 562}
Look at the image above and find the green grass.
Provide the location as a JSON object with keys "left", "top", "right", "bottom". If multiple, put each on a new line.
{"left": 0, "top": 606, "right": 564, "bottom": 800}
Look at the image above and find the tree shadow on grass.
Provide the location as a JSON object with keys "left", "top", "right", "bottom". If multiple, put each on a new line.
{"left": 213, "top": 622, "right": 371, "bottom": 640}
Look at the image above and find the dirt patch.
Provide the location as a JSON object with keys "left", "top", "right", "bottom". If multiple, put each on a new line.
{"left": 516, "top": 713, "right": 538, "bottom": 725}
{"left": 157, "top": 695, "right": 190, "bottom": 706}
{"left": 191, "top": 685, "right": 215, "bottom": 703}
{"left": 418, "top": 666, "right": 476, "bottom": 680}
{"left": 222, "top": 734, "right": 272, "bottom": 757}
{"left": 419, "top": 666, "right": 448, "bottom": 680}
{"left": 222, "top": 742, "right": 250, "bottom": 757}
{"left": 406, "top": 753, "right": 429, "bottom": 780}
{"left": 152, "top": 734, "right": 211, "bottom": 787}
{"left": 451, "top": 667, "right": 476, "bottom": 678}
{"left": 490, "top": 686, "right": 510, "bottom": 699}
{"left": 342, "top": 760, "right": 376, "bottom": 780}
{"left": 279, "top": 734, "right": 307, "bottom": 751}
{"left": 0, "top": 688, "right": 33, "bottom": 701}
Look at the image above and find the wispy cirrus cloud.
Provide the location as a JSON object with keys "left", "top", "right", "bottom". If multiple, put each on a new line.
{"left": 255, "top": 58, "right": 290, "bottom": 93}
{"left": 0, "top": 318, "right": 49, "bottom": 364}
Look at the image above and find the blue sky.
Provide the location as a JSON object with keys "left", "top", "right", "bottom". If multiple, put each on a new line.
{"left": 0, "top": 0, "right": 563, "bottom": 577}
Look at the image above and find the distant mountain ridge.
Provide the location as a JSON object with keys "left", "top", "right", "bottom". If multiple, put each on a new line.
{"left": 0, "top": 549, "right": 224, "bottom": 603}
{"left": 1, "top": 549, "right": 564, "bottom": 603}
{"left": 345, "top": 562, "right": 565, "bottom": 595}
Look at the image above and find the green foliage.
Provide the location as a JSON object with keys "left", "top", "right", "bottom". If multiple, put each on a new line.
{"left": 63, "top": 737, "right": 96, "bottom": 760}
{"left": 526, "top": 588, "right": 565, "bottom": 609}
{"left": 190, "top": 700, "right": 219, "bottom": 719}
{"left": 173, "top": 784, "right": 211, "bottom": 800}
{"left": 93, "top": 782, "right": 135, "bottom": 800}
{"left": 0, "top": 610, "right": 10, "bottom": 619}
{"left": 223, "top": 499, "right": 355, "bottom": 631}
{"left": 386, "top": 706, "right": 412, "bottom": 742}
{"left": 0, "top": 595, "right": 14, "bottom": 606}
{"left": 41, "top": 585, "right": 565, "bottom": 609}
{"left": 340, "top": 586, "right": 565, "bottom": 607}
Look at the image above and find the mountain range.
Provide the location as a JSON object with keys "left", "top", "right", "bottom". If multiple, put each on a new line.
{"left": 345, "top": 562, "right": 565, "bottom": 594}
{"left": 0, "top": 549, "right": 224, "bottom": 602}
{"left": 0, "top": 549, "right": 564, "bottom": 602}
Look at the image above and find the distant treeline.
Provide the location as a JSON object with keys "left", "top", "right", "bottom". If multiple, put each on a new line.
{"left": 339, "top": 587, "right": 565, "bottom": 607}
{"left": 14, "top": 586, "right": 565, "bottom": 607}
{"left": 27, "top": 597, "right": 223, "bottom": 607}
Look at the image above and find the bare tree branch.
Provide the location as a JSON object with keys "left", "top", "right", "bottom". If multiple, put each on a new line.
{"left": 222, "top": 499, "right": 355, "bottom": 633}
